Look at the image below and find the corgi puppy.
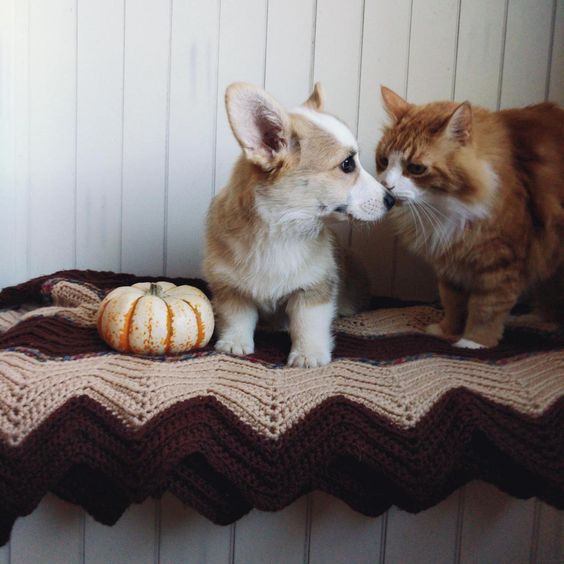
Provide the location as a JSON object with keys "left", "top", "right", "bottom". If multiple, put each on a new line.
{"left": 204, "top": 82, "right": 391, "bottom": 367}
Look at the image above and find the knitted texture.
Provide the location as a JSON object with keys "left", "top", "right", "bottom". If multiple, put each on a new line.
{"left": 0, "top": 270, "right": 562, "bottom": 545}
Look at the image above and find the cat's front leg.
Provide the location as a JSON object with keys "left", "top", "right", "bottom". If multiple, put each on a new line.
{"left": 286, "top": 287, "right": 336, "bottom": 368}
{"left": 454, "top": 285, "right": 520, "bottom": 348}
{"left": 213, "top": 289, "right": 258, "bottom": 355}
{"left": 426, "top": 280, "right": 468, "bottom": 339}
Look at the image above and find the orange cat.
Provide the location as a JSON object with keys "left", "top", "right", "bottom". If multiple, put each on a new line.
{"left": 375, "top": 86, "right": 564, "bottom": 348}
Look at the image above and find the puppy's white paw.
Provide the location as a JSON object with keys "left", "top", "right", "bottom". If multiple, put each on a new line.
{"left": 215, "top": 339, "right": 254, "bottom": 356}
{"left": 425, "top": 323, "right": 444, "bottom": 337}
{"left": 287, "top": 349, "right": 331, "bottom": 368}
{"left": 453, "top": 338, "right": 486, "bottom": 349}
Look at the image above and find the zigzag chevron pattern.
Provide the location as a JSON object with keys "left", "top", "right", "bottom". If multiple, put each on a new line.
{"left": 0, "top": 271, "right": 562, "bottom": 545}
{"left": 0, "top": 351, "right": 562, "bottom": 445}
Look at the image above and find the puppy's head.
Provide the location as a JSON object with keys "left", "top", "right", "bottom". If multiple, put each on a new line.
{"left": 225, "top": 82, "right": 391, "bottom": 225}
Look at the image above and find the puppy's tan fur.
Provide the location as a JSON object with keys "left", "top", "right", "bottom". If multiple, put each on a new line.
{"left": 376, "top": 87, "right": 564, "bottom": 348}
{"left": 205, "top": 83, "right": 389, "bottom": 367}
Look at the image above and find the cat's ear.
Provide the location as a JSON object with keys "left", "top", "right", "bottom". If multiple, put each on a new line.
{"left": 302, "top": 82, "right": 325, "bottom": 111}
{"left": 444, "top": 102, "right": 472, "bottom": 145}
{"left": 381, "top": 86, "right": 410, "bottom": 121}
{"left": 225, "top": 82, "right": 291, "bottom": 171}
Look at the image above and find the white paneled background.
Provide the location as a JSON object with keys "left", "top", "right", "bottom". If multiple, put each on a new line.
{"left": 1, "top": 0, "right": 563, "bottom": 298}
{"left": 1, "top": 0, "right": 563, "bottom": 562}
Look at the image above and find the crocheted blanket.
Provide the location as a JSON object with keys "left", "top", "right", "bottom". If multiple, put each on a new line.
{"left": 0, "top": 270, "right": 562, "bottom": 545}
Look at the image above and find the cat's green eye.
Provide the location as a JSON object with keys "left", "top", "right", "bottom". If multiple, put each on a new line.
{"left": 407, "top": 163, "right": 427, "bottom": 175}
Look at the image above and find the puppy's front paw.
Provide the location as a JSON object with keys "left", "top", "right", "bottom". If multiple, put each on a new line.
{"left": 425, "top": 322, "right": 444, "bottom": 337}
{"left": 453, "top": 337, "right": 487, "bottom": 350}
{"left": 287, "top": 349, "right": 331, "bottom": 368}
{"left": 215, "top": 339, "right": 254, "bottom": 356}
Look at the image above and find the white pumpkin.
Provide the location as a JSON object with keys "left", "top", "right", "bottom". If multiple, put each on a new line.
{"left": 96, "top": 282, "right": 214, "bottom": 355}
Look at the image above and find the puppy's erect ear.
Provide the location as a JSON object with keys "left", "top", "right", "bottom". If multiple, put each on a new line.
{"left": 302, "top": 82, "right": 325, "bottom": 111}
{"left": 381, "top": 86, "right": 410, "bottom": 121}
{"left": 444, "top": 102, "right": 472, "bottom": 145}
{"left": 225, "top": 82, "right": 291, "bottom": 171}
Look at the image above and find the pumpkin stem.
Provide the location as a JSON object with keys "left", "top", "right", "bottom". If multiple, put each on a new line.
{"left": 149, "top": 283, "right": 160, "bottom": 297}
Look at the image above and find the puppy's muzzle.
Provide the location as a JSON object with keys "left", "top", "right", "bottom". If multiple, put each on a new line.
{"left": 383, "top": 192, "right": 396, "bottom": 210}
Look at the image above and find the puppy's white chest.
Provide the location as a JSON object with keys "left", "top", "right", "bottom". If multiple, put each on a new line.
{"left": 231, "top": 236, "right": 333, "bottom": 303}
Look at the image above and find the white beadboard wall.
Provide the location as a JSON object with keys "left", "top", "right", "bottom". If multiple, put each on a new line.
{"left": 1, "top": 1, "right": 563, "bottom": 563}
{"left": 2, "top": 0, "right": 563, "bottom": 299}
{"left": 4, "top": 486, "right": 564, "bottom": 564}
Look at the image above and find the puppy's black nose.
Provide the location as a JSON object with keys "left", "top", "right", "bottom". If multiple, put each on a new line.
{"left": 384, "top": 192, "right": 396, "bottom": 210}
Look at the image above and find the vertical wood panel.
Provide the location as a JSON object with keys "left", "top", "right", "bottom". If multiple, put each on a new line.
{"left": 165, "top": 0, "right": 220, "bottom": 278}
{"left": 454, "top": 0, "right": 506, "bottom": 108}
{"left": 459, "top": 481, "right": 535, "bottom": 563}
{"left": 353, "top": 0, "right": 412, "bottom": 297}
{"left": 0, "top": 0, "right": 18, "bottom": 289}
{"left": 27, "top": 0, "right": 77, "bottom": 278}
{"left": 309, "top": 492, "right": 383, "bottom": 564}
{"left": 10, "top": 494, "right": 83, "bottom": 564}
{"left": 121, "top": 0, "right": 171, "bottom": 275}
{"left": 84, "top": 499, "right": 156, "bottom": 564}
{"left": 234, "top": 498, "right": 308, "bottom": 564}
{"left": 313, "top": 0, "right": 364, "bottom": 132}
{"left": 384, "top": 491, "right": 460, "bottom": 564}
{"left": 535, "top": 501, "right": 564, "bottom": 563}
{"left": 213, "top": 0, "right": 267, "bottom": 193}
{"left": 500, "top": 0, "right": 554, "bottom": 108}
{"left": 4, "top": 0, "right": 30, "bottom": 287}
{"left": 264, "top": 0, "right": 316, "bottom": 108}
{"left": 76, "top": 0, "right": 124, "bottom": 272}
{"left": 159, "top": 493, "right": 231, "bottom": 563}
{"left": 407, "top": 0, "right": 460, "bottom": 103}
{"left": 548, "top": 0, "right": 564, "bottom": 103}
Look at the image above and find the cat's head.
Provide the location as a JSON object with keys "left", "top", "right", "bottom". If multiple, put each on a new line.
{"left": 375, "top": 86, "right": 497, "bottom": 225}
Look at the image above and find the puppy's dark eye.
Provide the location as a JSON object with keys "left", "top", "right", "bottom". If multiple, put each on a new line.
{"left": 340, "top": 156, "right": 356, "bottom": 174}
{"left": 378, "top": 156, "right": 389, "bottom": 169}
{"left": 407, "top": 163, "right": 427, "bottom": 175}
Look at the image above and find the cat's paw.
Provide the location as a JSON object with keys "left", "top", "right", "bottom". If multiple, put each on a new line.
{"left": 425, "top": 323, "right": 445, "bottom": 337}
{"left": 215, "top": 339, "right": 254, "bottom": 356}
{"left": 453, "top": 338, "right": 486, "bottom": 349}
{"left": 287, "top": 349, "right": 331, "bottom": 368}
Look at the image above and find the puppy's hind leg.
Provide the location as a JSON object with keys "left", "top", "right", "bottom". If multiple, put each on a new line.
{"left": 213, "top": 288, "right": 258, "bottom": 356}
{"left": 286, "top": 285, "right": 336, "bottom": 368}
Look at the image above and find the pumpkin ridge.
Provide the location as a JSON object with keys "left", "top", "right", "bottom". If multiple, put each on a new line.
{"left": 164, "top": 303, "right": 174, "bottom": 354}
{"left": 186, "top": 301, "right": 205, "bottom": 347}
{"left": 119, "top": 297, "right": 142, "bottom": 353}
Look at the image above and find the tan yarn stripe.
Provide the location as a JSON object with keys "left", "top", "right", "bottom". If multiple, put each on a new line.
{"left": 0, "top": 305, "right": 40, "bottom": 333}
{"left": 332, "top": 307, "right": 560, "bottom": 337}
{"left": 0, "top": 350, "right": 561, "bottom": 446}
{"left": 0, "top": 279, "right": 101, "bottom": 334}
